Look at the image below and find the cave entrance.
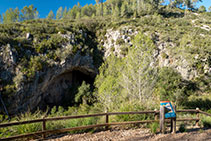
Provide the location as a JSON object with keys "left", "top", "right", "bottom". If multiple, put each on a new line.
{"left": 44, "top": 69, "right": 95, "bottom": 109}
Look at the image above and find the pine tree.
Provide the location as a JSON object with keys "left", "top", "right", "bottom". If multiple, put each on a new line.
{"left": 121, "top": 1, "right": 128, "bottom": 17}
{"left": 3, "top": 8, "right": 20, "bottom": 23}
{"left": 56, "top": 7, "right": 63, "bottom": 20}
{"left": 113, "top": 4, "right": 120, "bottom": 17}
{"left": 198, "top": 5, "right": 206, "bottom": 13}
{"left": 47, "top": 10, "right": 55, "bottom": 19}
{"left": 121, "top": 32, "right": 157, "bottom": 103}
{"left": 21, "top": 5, "right": 38, "bottom": 21}
{"left": 63, "top": 7, "right": 68, "bottom": 19}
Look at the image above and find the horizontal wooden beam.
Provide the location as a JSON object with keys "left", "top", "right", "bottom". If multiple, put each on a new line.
{"left": 199, "top": 110, "right": 211, "bottom": 117}
{"left": 0, "top": 119, "right": 43, "bottom": 128}
{"left": 0, "top": 120, "right": 155, "bottom": 141}
{"left": 108, "top": 111, "right": 155, "bottom": 115}
{"left": 176, "top": 109, "right": 197, "bottom": 113}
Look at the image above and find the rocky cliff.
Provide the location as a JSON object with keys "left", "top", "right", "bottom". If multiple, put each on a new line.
{"left": 0, "top": 13, "right": 210, "bottom": 114}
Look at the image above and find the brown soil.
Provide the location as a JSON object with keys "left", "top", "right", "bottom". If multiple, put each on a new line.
{"left": 45, "top": 128, "right": 211, "bottom": 141}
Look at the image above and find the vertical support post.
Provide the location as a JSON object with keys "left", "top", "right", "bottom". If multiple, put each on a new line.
{"left": 105, "top": 109, "right": 109, "bottom": 130}
{"left": 160, "top": 105, "right": 165, "bottom": 134}
{"left": 196, "top": 108, "right": 199, "bottom": 127}
{"left": 172, "top": 105, "right": 176, "bottom": 134}
{"left": 42, "top": 118, "right": 46, "bottom": 139}
{"left": 154, "top": 109, "right": 158, "bottom": 121}
{"left": 170, "top": 118, "right": 173, "bottom": 133}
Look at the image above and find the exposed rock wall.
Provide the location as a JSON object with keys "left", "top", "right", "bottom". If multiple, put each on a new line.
{"left": 6, "top": 52, "right": 97, "bottom": 114}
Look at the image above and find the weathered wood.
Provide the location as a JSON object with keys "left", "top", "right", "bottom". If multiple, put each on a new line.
{"left": 0, "top": 119, "right": 43, "bottom": 128}
{"left": 172, "top": 105, "right": 176, "bottom": 134}
{"left": 108, "top": 120, "right": 155, "bottom": 125}
{"left": 105, "top": 112, "right": 109, "bottom": 130}
{"left": 195, "top": 108, "right": 199, "bottom": 127}
{"left": 176, "top": 109, "right": 197, "bottom": 113}
{"left": 0, "top": 111, "right": 155, "bottom": 128}
{"left": 165, "top": 118, "right": 199, "bottom": 122}
{"left": 199, "top": 110, "right": 211, "bottom": 117}
{"left": 170, "top": 118, "right": 173, "bottom": 133}
{"left": 108, "top": 111, "right": 155, "bottom": 115}
{"left": 160, "top": 106, "right": 165, "bottom": 134}
{"left": 154, "top": 109, "right": 158, "bottom": 121}
{"left": 42, "top": 118, "right": 46, "bottom": 139}
{"left": 45, "top": 113, "right": 107, "bottom": 121}
{"left": 0, "top": 120, "right": 156, "bottom": 141}
{"left": 1, "top": 108, "right": 209, "bottom": 140}
{"left": 0, "top": 124, "right": 108, "bottom": 141}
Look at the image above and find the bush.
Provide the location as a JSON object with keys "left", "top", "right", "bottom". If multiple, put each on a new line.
{"left": 156, "top": 67, "right": 194, "bottom": 105}
{"left": 179, "top": 123, "right": 187, "bottom": 132}
{"left": 202, "top": 116, "right": 211, "bottom": 128}
{"left": 150, "top": 122, "right": 159, "bottom": 134}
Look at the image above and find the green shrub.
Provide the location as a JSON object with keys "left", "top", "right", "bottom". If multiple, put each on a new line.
{"left": 202, "top": 116, "right": 211, "bottom": 128}
{"left": 150, "top": 122, "right": 159, "bottom": 134}
{"left": 116, "top": 38, "right": 125, "bottom": 45}
{"left": 179, "top": 123, "right": 187, "bottom": 132}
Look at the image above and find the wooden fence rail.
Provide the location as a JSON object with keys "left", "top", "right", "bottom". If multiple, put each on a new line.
{"left": 0, "top": 109, "right": 210, "bottom": 140}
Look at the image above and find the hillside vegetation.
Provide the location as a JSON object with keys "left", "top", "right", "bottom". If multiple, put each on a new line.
{"left": 0, "top": 0, "right": 210, "bottom": 138}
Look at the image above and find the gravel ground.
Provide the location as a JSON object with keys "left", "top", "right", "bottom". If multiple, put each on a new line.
{"left": 45, "top": 128, "right": 211, "bottom": 141}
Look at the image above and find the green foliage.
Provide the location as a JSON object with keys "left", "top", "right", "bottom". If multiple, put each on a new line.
{"left": 47, "top": 10, "right": 55, "bottom": 20}
{"left": 75, "top": 81, "right": 93, "bottom": 105}
{"left": 2, "top": 8, "right": 19, "bottom": 23}
{"left": 95, "top": 33, "right": 158, "bottom": 111}
{"left": 179, "top": 123, "right": 187, "bottom": 133}
{"left": 198, "top": 5, "right": 206, "bottom": 13}
{"left": 95, "top": 54, "right": 123, "bottom": 111}
{"left": 156, "top": 67, "right": 192, "bottom": 105}
{"left": 116, "top": 38, "right": 125, "bottom": 45}
{"left": 56, "top": 7, "right": 63, "bottom": 20}
{"left": 35, "top": 34, "right": 67, "bottom": 54}
{"left": 150, "top": 122, "right": 159, "bottom": 134}
{"left": 22, "top": 5, "right": 39, "bottom": 20}
{"left": 202, "top": 116, "right": 211, "bottom": 128}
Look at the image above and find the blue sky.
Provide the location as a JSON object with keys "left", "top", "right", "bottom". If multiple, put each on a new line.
{"left": 0, "top": 0, "right": 210, "bottom": 18}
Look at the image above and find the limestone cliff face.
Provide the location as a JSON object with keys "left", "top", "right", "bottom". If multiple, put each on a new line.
{"left": 102, "top": 27, "right": 211, "bottom": 81}
{"left": 2, "top": 50, "right": 97, "bottom": 114}
{"left": 0, "top": 27, "right": 99, "bottom": 114}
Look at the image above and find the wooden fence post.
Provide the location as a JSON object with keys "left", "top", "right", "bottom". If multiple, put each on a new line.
{"left": 105, "top": 109, "right": 109, "bottom": 130}
{"left": 160, "top": 106, "right": 165, "bottom": 134}
{"left": 172, "top": 105, "right": 176, "bottom": 134}
{"left": 154, "top": 109, "right": 158, "bottom": 121}
{"left": 196, "top": 108, "right": 199, "bottom": 127}
{"left": 42, "top": 118, "right": 46, "bottom": 139}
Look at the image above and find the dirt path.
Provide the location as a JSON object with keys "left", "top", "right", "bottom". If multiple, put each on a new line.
{"left": 46, "top": 128, "right": 211, "bottom": 141}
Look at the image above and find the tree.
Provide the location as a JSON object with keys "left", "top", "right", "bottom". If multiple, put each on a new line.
{"left": 95, "top": 54, "right": 123, "bottom": 111}
{"left": 198, "top": 5, "right": 206, "bottom": 13}
{"left": 95, "top": 0, "right": 100, "bottom": 4}
{"left": 121, "top": 32, "right": 158, "bottom": 103}
{"left": 21, "top": 5, "right": 39, "bottom": 21}
{"left": 121, "top": 1, "right": 128, "bottom": 17}
{"left": 168, "top": 0, "right": 203, "bottom": 10}
{"left": 75, "top": 81, "right": 92, "bottom": 105}
{"left": 56, "top": 7, "right": 63, "bottom": 20}
{"left": 3, "top": 8, "right": 20, "bottom": 23}
{"left": 113, "top": 4, "right": 120, "bottom": 17}
{"left": 47, "top": 10, "right": 55, "bottom": 19}
{"left": 63, "top": 7, "right": 68, "bottom": 19}
{"left": 0, "top": 14, "right": 2, "bottom": 23}
{"left": 208, "top": 6, "right": 211, "bottom": 12}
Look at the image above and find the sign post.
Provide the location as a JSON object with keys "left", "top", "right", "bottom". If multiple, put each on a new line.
{"left": 160, "top": 101, "right": 176, "bottom": 134}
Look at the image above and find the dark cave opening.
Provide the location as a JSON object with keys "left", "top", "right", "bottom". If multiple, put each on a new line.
{"left": 43, "top": 69, "right": 95, "bottom": 109}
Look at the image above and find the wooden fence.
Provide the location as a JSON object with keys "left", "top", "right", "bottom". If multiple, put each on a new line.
{"left": 0, "top": 109, "right": 210, "bottom": 140}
